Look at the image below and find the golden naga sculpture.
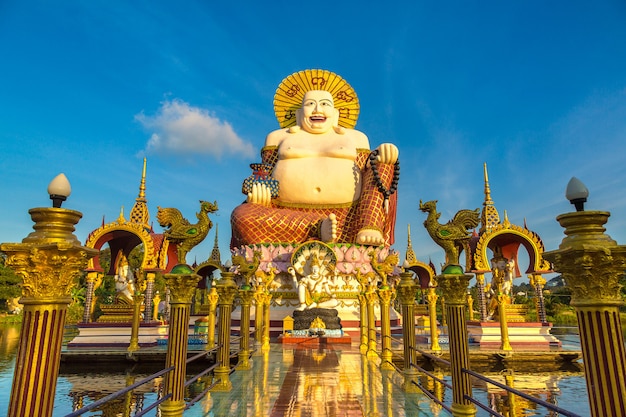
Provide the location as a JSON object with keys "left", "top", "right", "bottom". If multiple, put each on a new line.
{"left": 230, "top": 69, "right": 400, "bottom": 248}
{"left": 157, "top": 200, "right": 218, "bottom": 264}
{"left": 419, "top": 200, "right": 480, "bottom": 267}
{"left": 232, "top": 251, "right": 261, "bottom": 287}
{"left": 370, "top": 251, "right": 399, "bottom": 287}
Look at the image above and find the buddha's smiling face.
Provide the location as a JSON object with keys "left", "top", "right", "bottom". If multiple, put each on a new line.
{"left": 297, "top": 90, "right": 339, "bottom": 133}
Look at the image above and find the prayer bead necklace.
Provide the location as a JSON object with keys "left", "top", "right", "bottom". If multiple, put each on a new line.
{"left": 369, "top": 150, "right": 400, "bottom": 212}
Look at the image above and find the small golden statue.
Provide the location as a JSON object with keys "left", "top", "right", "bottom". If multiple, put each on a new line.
{"left": 157, "top": 200, "right": 218, "bottom": 264}
{"left": 419, "top": 200, "right": 480, "bottom": 268}
{"left": 310, "top": 316, "right": 326, "bottom": 329}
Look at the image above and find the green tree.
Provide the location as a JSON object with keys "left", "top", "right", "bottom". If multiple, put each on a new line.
{"left": 0, "top": 253, "right": 22, "bottom": 312}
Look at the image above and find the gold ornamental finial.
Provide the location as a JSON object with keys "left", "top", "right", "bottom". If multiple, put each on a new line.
{"left": 502, "top": 210, "right": 511, "bottom": 228}
{"left": 209, "top": 224, "right": 221, "bottom": 263}
{"left": 405, "top": 224, "right": 417, "bottom": 264}
{"left": 480, "top": 162, "right": 500, "bottom": 233}
{"left": 117, "top": 206, "right": 126, "bottom": 224}
{"left": 129, "top": 158, "right": 150, "bottom": 228}
{"left": 139, "top": 157, "right": 147, "bottom": 200}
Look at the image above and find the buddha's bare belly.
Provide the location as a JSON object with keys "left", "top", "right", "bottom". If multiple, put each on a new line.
{"left": 273, "top": 157, "right": 362, "bottom": 205}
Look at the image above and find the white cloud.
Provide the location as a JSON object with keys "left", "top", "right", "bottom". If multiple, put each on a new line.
{"left": 135, "top": 99, "right": 256, "bottom": 159}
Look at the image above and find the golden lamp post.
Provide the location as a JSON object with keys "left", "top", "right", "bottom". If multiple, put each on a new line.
{"left": 236, "top": 286, "right": 254, "bottom": 370}
{"left": 496, "top": 290, "right": 512, "bottom": 351}
{"left": 420, "top": 201, "right": 480, "bottom": 417}
{"left": 396, "top": 268, "right": 420, "bottom": 392}
{"left": 205, "top": 286, "right": 219, "bottom": 349}
{"left": 426, "top": 283, "right": 442, "bottom": 352}
{"left": 437, "top": 266, "right": 476, "bottom": 417}
{"left": 159, "top": 265, "right": 201, "bottom": 417}
{"left": 212, "top": 268, "right": 238, "bottom": 391}
{"left": 0, "top": 174, "right": 98, "bottom": 417}
{"left": 377, "top": 282, "right": 394, "bottom": 370}
{"left": 365, "top": 289, "right": 379, "bottom": 360}
{"left": 544, "top": 177, "right": 626, "bottom": 417}
{"left": 127, "top": 293, "right": 145, "bottom": 353}
{"left": 253, "top": 285, "right": 265, "bottom": 347}
{"left": 355, "top": 271, "right": 372, "bottom": 355}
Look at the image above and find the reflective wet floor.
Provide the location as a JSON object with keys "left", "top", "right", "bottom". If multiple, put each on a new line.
{"left": 194, "top": 342, "right": 434, "bottom": 417}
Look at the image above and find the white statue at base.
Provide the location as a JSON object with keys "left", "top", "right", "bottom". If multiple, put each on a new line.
{"left": 288, "top": 254, "right": 338, "bottom": 311}
{"left": 486, "top": 256, "right": 516, "bottom": 320}
{"left": 502, "top": 259, "right": 515, "bottom": 296}
{"left": 114, "top": 256, "right": 135, "bottom": 304}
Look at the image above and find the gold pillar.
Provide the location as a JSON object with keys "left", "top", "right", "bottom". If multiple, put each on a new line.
{"left": 160, "top": 267, "right": 201, "bottom": 417}
{"left": 356, "top": 271, "right": 373, "bottom": 355}
{"left": 497, "top": 292, "right": 512, "bottom": 351}
{"left": 1, "top": 207, "right": 97, "bottom": 417}
{"left": 441, "top": 296, "right": 447, "bottom": 326}
{"left": 396, "top": 270, "right": 419, "bottom": 392}
{"left": 426, "top": 286, "right": 441, "bottom": 352}
{"left": 475, "top": 273, "right": 487, "bottom": 322}
{"left": 128, "top": 294, "right": 145, "bottom": 353}
{"left": 83, "top": 270, "right": 101, "bottom": 323}
{"left": 437, "top": 268, "right": 476, "bottom": 417}
{"left": 261, "top": 292, "right": 271, "bottom": 352}
{"left": 466, "top": 292, "right": 474, "bottom": 321}
{"left": 253, "top": 288, "right": 264, "bottom": 347}
{"left": 152, "top": 292, "right": 161, "bottom": 321}
{"left": 358, "top": 293, "right": 369, "bottom": 354}
{"left": 366, "top": 290, "right": 378, "bottom": 359}
{"left": 143, "top": 271, "right": 156, "bottom": 323}
{"left": 212, "top": 270, "right": 238, "bottom": 391}
{"left": 529, "top": 274, "right": 547, "bottom": 323}
{"left": 237, "top": 286, "right": 254, "bottom": 370}
{"left": 544, "top": 210, "right": 626, "bottom": 417}
{"left": 377, "top": 285, "right": 394, "bottom": 370}
{"left": 205, "top": 287, "right": 219, "bottom": 349}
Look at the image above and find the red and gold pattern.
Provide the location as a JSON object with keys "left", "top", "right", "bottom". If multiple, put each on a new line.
{"left": 230, "top": 155, "right": 397, "bottom": 247}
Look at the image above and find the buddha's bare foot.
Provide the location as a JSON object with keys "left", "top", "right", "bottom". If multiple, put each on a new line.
{"left": 321, "top": 213, "right": 337, "bottom": 242}
{"left": 356, "top": 228, "right": 385, "bottom": 246}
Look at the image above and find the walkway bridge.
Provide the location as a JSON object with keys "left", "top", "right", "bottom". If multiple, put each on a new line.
{"left": 62, "top": 336, "right": 585, "bottom": 417}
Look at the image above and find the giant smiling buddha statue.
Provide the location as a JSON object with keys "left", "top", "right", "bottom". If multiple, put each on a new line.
{"left": 231, "top": 69, "right": 399, "bottom": 248}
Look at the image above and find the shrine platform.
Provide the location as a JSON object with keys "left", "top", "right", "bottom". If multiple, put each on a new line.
{"left": 277, "top": 333, "right": 353, "bottom": 345}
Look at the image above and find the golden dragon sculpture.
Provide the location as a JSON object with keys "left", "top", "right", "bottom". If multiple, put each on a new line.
{"left": 369, "top": 251, "right": 399, "bottom": 288}
{"left": 157, "top": 200, "right": 218, "bottom": 264}
{"left": 419, "top": 200, "right": 480, "bottom": 268}
{"left": 232, "top": 251, "right": 261, "bottom": 288}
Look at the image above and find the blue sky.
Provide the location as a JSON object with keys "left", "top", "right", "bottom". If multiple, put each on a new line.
{"left": 2, "top": 1, "right": 626, "bottom": 278}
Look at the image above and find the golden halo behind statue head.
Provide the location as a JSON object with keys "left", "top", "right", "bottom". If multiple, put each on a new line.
{"left": 274, "top": 69, "right": 360, "bottom": 129}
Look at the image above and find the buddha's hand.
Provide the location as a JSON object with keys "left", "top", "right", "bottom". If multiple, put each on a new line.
{"left": 376, "top": 143, "right": 399, "bottom": 164}
{"left": 247, "top": 183, "right": 272, "bottom": 206}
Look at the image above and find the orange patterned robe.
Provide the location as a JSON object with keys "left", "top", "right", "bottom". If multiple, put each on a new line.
{"left": 230, "top": 147, "right": 397, "bottom": 247}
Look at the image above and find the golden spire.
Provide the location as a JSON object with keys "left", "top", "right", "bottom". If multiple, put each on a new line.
{"left": 117, "top": 206, "right": 126, "bottom": 224}
{"left": 502, "top": 210, "right": 511, "bottom": 228}
{"left": 129, "top": 158, "right": 151, "bottom": 229}
{"left": 405, "top": 224, "right": 417, "bottom": 264}
{"left": 209, "top": 224, "right": 221, "bottom": 263}
{"left": 480, "top": 162, "right": 500, "bottom": 233}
